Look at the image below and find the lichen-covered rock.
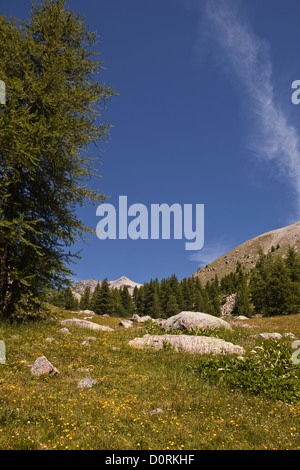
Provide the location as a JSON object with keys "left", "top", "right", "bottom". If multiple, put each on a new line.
{"left": 128, "top": 334, "right": 245, "bottom": 355}
{"left": 162, "top": 311, "right": 232, "bottom": 332}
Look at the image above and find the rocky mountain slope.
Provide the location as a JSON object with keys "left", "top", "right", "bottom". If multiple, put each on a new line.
{"left": 72, "top": 276, "right": 143, "bottom": 299}
{"left": 194, "top": 220, "right": 300, "bottom": 284}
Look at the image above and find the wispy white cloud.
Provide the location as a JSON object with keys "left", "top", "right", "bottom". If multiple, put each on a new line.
{"left": 196, "top": 0, "right": 300, "bottom": 219}
{"left": 188, "top": 239, "right": 234, "bottom": 267}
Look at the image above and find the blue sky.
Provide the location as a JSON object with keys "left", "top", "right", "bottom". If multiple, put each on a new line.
{"left": 2, "top": 0, "right": 300, "bottom": 284}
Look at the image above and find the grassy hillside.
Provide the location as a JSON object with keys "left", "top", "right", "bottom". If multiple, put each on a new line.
{"left": 0, "top": 307, "right": 299, "bottom": 450}
{"left": 194, "top": 221, "right": 300, "bottom": 284}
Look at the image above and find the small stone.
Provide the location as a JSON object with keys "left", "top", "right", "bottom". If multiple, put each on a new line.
{"left": 45, "top": 337, "right": 56, "bottom": 342}
{"left": 30, "top": 356, "right": 59, "bottom": 376}
{"left": 146, "top": 408, "right": 163, "bottom": 416}
{"left": 252, "top": 333, "right": 282, "bottom": 340}
{"left": 151, "top": 319, "right": 164, "bottom": 326}
{"left": 119, "top": 320, "right": 133, "bottom": 329}
{"left": 130, "top": 314, "right": 152, "bottom": 323}
{"left": 80, "top": 310, "right": 95, "bottom": 315}
{"left": 77, "top": 377, "right": 98, "bottom": 389}
{"left": 283, "top": 333, "right": 296, "bottom": 339}
{"left": 59, "top": 328, "right": 70, "bottom": 335}
{"left": 0, "top": 341, "right": 6, "bottom": 365}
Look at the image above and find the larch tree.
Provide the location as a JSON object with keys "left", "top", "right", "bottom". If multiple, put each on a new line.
{"left": 0, "top": 0, "right": 116, "bottom": 318}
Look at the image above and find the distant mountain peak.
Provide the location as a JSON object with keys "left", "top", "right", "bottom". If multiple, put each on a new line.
{"left": 72, "top": 276, "right": 143, "bottom": 298}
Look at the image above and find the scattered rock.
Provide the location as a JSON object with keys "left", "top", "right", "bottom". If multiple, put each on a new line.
{"left": 162, "top": 311, "right": 232, "bottom": 332}
{"left": 77, "top": 378, "right": 98, "bottom": 389}
{"left": 235, "top": 316, "right": 249, "bottom": 320}
{"left": 252, "top": 332, "right": 283, "bottom": 340}
{"left": 128, "top": 334, "right": 245, "bottom": 355}
{"left": 119, "top": 320, "right": 133, "bottom": 329}
{"left": 141, "top": 316, "right": 152, "bottom": 322}
{"left": 283, "top": 333, "right": 297, "bottom": 339}
{"left": 60, "top": 318, "right": 114, "bottom": 332}
{"left": 0, "top": 341, "right": 6, "bottom": 365}
{"left": 130, "top": 314, "right": 152, "bottom": 323}
{"left": 230, "top": 321, "right": 254, "bottom": 329}
{"left": 151, "top": 319, "right": 165, "bottom": 326}
{"left": 45, "top": 337, "right": 56, "bottom": 343}
{"left": 59, "top": 328, "right": 70, "bottom": 335}
{"left": 30, "top": 356, "right": 59, "bottom": 376}
{"left": 79, "top": 310, "right": 95, "bottom": 315}
{"left": 144, "top": 408, "right": 163, "bottom": 416}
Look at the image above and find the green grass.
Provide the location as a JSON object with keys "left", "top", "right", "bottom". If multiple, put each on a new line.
{"left": 0, "top": 308, "right": 299, "bottom": 450}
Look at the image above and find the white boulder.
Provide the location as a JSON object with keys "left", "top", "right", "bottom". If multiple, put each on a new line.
{"left": 128, "top": 334, "right": 245, "bottom": 355}
{"left": 162, "top": 311, "right": 232, "bottom": 332}
{"left": 60, "top": 318, "right": 114, "bottom": 332}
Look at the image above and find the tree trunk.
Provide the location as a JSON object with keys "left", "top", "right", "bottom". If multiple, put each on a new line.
{"left": 0, "top": 239, "right": 10, "bottom": 316}
{"left": 0, "top": 177, "right": 17, "bottom": 317}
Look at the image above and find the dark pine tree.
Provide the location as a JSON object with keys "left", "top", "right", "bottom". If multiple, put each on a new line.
{"left": 0, "top": 0, "right": 116, "bottom": 318}
{"left": 79, "top": 287, "right": 91, "bottom": 311}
